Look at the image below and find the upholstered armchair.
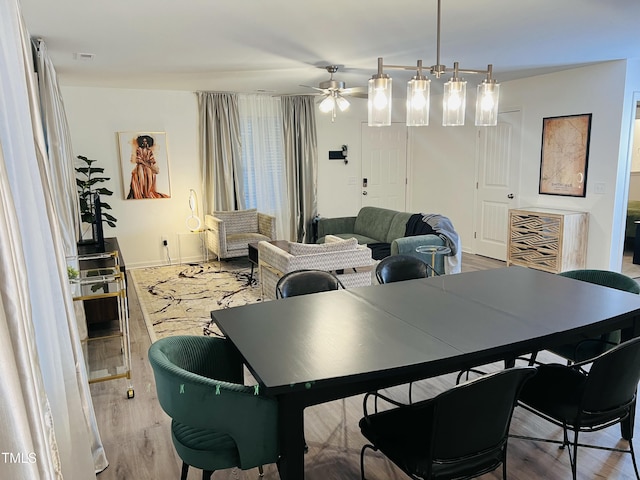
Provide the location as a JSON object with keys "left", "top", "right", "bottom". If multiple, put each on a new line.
{"left": 205, "top": 208, "right": 275, "bottom": 260}
{"left": 258, "top": 235, "right": 374, "bottom": 300}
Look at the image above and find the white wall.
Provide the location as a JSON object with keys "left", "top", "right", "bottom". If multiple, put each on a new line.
{"left": 505, "top": 61, "right": 632, "bottom": 270}
{"left": 62, "top": 86, "right": 201, "bottom": 268}
{"left": 62, "top": 60, "right": 640, "bottom": 269}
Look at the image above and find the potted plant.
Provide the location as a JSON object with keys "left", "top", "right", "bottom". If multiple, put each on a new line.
{"left": 75, "top": 155, "right": 117, "bottom": 243}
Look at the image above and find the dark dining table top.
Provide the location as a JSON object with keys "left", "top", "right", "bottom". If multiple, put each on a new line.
{"left": 212, "top": 266, "right": 640, "bottom": 397}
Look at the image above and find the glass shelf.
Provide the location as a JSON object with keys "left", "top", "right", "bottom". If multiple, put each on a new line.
{"left": 71, "top": 267, "right": 125, "bottom": 301}
{"left": 86, "top": 334, "right": 131, "bottom": 383}
{"left": 72, "top": 261, "right": 132, "bottom": 396}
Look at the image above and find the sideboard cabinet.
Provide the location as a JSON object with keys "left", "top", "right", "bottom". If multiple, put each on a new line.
{"left": 507, "top": 207, "right": 588, "bottom": 273}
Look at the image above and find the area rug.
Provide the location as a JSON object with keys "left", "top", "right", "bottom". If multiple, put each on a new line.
{"left": 130, "top": 259, "right": 262, "bottom": 342}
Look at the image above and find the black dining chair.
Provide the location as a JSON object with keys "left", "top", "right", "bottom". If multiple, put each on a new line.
{"left": 527, "top": 269, "right": 640, "bottom": 366}
{"left": 514, "top": 336, "right": 640, "bottom": 480}
{"left": 359, "top": 366, "right": 536, "bottom": 480}
{"left": 275, "top": 269, "right": 345, "bottom": 299}
{"left": 375, "top": 254, "right": 431, "bottom": 284}
{"left": 275, "top": 268, "right": 345, "bottom": 452}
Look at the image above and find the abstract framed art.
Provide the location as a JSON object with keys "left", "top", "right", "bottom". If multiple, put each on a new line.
{"left": 118, "top": 131, "right": 171, "bottom": 199}
{"left": 538, "top": 113, "right": 592, "bottom": 197}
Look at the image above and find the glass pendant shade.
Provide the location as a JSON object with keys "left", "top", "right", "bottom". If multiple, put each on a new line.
{"left": 442, "top": 79, "right": 467, "bottom": 126}
{"left": 368, "top": 76, "right": 392, "bottom": 126}
{"left": 406, "top": 77, "right": 430, "bottom": 126}
{"left": 318, "top": 95, "right": 335, "bottom": 113}
{"left": 335, "top": 95, "right": 350, "bottom": 112}
{"left": 475, "top": 81, "right": 500, "bottom": 126}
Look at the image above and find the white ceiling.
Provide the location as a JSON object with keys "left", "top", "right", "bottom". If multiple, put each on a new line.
{"left": 18, "top": 0, "right": 640, "bottom": 95}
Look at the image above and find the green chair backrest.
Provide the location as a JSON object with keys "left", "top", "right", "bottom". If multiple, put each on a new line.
{"left": 148, "top": 335, "right": 279, "bottom": 469}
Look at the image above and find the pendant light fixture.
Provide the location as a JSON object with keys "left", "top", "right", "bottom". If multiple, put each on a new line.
{"left": 368, "top": 0, "right": 500, "bottom": 127}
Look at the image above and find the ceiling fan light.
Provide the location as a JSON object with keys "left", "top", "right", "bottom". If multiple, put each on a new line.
{"left": 368, "top": 76, "right": 392, "bottom": 127}
{"left": 406, "top": 76, "right": 430, "bottom": 126}
{"left": 442, "top": 78, "right": 467, "bottom": 126}
{"left": 318, "top": 95, "right": 335, "bottom": 113}
{"left": 336, "top": 95, "right": 350, "bottom": 112}
{"left": 475, "top": 81, "right": 500, "bottom": 126}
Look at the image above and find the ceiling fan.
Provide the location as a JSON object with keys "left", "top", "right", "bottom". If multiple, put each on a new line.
{"left": 301, "top": 65, "right": 367, "bottom": 121}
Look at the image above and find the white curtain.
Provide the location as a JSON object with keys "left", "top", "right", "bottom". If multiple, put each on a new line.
{"left": 0, "top": 1, "right": 100, "bottom": 478}
{"left": 237, "top": 94, "right": 290, "bottom": 240}
{"left": 33, "top": 39, "right": 108, "bottom": 474}
{"left": 34, "top": 38, "right": 81, "bottom": 255}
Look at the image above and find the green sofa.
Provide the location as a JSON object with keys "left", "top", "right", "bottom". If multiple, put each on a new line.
{"left": 316, "top": 206, "right": 447, "bottom": 273}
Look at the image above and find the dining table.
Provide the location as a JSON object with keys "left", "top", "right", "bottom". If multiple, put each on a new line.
{"left": 211, "top": 266, "right": 640, "bottom": 480}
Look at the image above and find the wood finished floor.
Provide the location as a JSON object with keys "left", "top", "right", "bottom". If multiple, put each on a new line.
{"left": 91, "top": 252, "right": 640, "bottom": 479}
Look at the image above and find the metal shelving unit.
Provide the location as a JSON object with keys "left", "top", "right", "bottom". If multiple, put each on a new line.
{"left": 72, "top": 256, "right": 134, "bottom": 399}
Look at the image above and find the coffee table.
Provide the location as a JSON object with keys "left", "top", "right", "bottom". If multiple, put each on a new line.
{"left": 247, "top": 240, "right": 289, "bottom": 283}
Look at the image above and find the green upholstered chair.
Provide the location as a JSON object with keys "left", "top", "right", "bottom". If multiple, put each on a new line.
{"left": 536, "top": 270, "right": 640, "bottom": 365}
{"left": 148, "top": 335, "right": 279, "bottom": 480}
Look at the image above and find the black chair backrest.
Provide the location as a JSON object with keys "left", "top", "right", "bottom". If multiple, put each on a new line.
{"left": 376, "top": 254, "right": 429, "bottom": 284}
{"left": 582, "top": 336, "right": 640, "bottom": 414}
{"left": 430, "top": 367, "right": 536, "bottom": 460}
{"left": 276, "top": 269, "right": 344, "bottom": 298}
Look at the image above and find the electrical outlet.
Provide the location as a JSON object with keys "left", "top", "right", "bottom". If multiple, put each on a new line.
{"left": 161, "top": 236, "right": 168, "bottom": 247}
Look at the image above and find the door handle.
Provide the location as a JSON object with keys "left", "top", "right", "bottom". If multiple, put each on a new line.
{"left": 362, "top": 191, "right": 368, "bottom": 196}
{"left": 507, "top": 193, "right": 514, "bottom": 199}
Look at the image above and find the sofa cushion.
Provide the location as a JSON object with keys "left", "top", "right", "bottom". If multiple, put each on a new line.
{"left": 386, "top": 212, "right": 414, "bottom": 244}
{"left": 289, "top": 237, "right": 358, "bottom": 256}
{"left": 353, "top": 207, "right": 399, "bottom": 242}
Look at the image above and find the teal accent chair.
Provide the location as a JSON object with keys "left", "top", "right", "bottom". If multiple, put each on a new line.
{"left": 148, "top": 335, "right": 279, "bottom": 479}
{"left": 548, "top": 270, "right": 640, "bottom": 363}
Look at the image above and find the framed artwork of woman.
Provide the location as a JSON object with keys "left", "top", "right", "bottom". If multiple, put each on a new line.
{"left": 118, "top": 131, "right": 171, "bottom": 199}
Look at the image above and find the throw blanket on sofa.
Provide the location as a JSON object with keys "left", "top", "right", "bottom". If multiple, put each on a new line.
{"left": 405, "top": 214, "right": 437, "bottom": 237}
{"left": 420, "top": 214, "right": 462, "bottom": 274}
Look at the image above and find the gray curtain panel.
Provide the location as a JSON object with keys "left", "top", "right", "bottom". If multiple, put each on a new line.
{"left": 281, "top": 96, "right": 318, "bottom": 243}
{"left": 197, "top": 92, "right": 242, "bottom": 213}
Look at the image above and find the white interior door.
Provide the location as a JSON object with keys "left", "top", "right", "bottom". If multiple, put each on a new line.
{"left": 473, "top": 110, "right": 522, "bottom": 260}
{"left": 361, "top": 123, "right": 407, "bottom": 210}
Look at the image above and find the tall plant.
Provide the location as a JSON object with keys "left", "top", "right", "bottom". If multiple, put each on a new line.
{"left": 75, "top": 155, "right": 117, "bottom": 241}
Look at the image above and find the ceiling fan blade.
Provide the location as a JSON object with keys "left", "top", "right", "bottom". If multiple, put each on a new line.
{"left": 300, "top": 84, "right": 326, "bottom": 93}
{"left": 278, "top": 92, "right": 324, "bottom": 97}
{"left": 341, "top": 86, "right": 367, "bottom": 96}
